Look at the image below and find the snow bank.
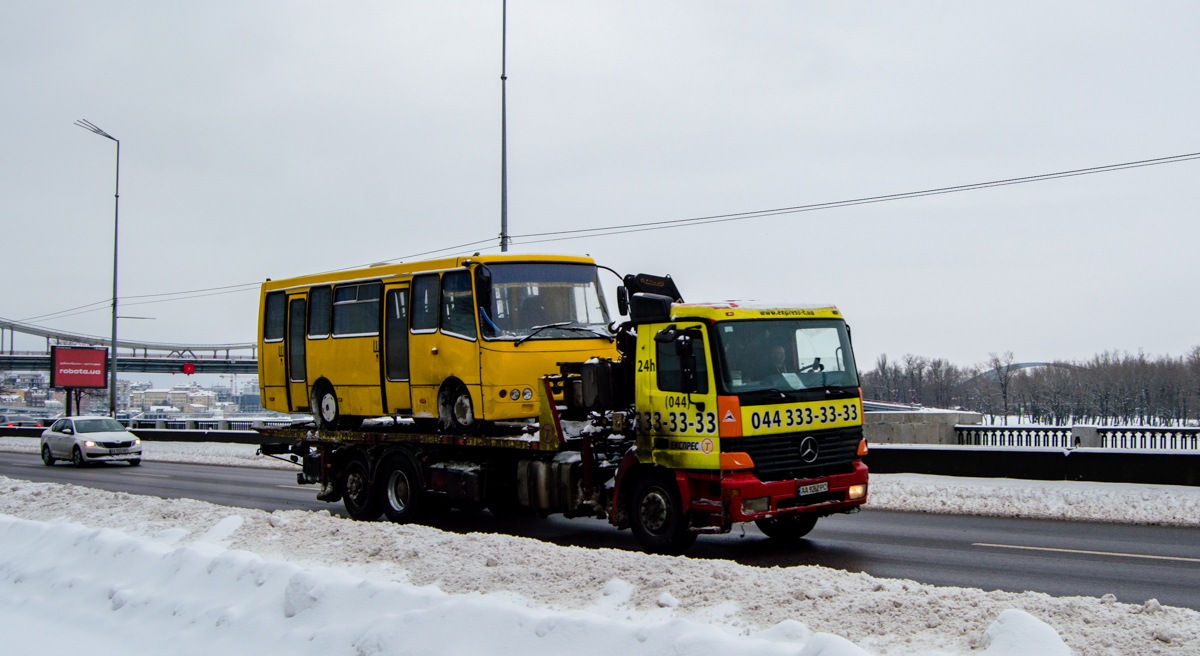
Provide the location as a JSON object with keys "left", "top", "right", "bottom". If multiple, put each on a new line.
{"left": 868, "top": 473, "right": 1200, "bottom": 527}
{"left": 2, "top": 475, "right": 1196, "bottom": 656}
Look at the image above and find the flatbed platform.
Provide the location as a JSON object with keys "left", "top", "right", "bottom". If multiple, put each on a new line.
{"left": 254, "top": 425, "right": 546, "bottom": 451}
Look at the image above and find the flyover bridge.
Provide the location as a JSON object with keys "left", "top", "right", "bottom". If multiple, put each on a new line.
{"left": 0, "top": 317, "right": 257, "bottom": 374}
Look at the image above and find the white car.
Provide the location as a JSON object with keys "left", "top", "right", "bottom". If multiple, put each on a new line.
{"left": 41, "top": 416, "right": 143, "bottom": 467}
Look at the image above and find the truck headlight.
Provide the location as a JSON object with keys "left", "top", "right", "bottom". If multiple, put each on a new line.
{"left": 848, "top": 484, "right": 867, "bottom": 500}
{"left": 740, "top": 497, "right": 770, "bottom": 514}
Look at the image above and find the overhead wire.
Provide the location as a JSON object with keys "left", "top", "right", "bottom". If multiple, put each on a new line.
{"left": 17, "top": 150, "right": 1199, "bottom": 328}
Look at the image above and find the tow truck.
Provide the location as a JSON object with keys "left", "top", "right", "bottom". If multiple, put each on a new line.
{"left": 258, "top": 274, "right": 868, "bottom": 553}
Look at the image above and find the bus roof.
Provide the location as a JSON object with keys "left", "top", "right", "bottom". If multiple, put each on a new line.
{"left": 260, "top": 253, "right": 597, "bottom": 292}
{"left": 670, "top": 301, "right": 843, "bottom": 322}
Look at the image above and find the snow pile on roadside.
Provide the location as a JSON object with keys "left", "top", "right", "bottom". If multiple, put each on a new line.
{"left": 868, "top": 474, "right": 1200, "bottom": 527}
{"left": 2, "top": 475, "right": 1195, "bottom": 656}
{"left": 0, "top": 436, "right": 294, "bottom": 470}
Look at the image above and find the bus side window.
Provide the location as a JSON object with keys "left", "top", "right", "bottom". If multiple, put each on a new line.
{"left": 308, "top": 286, "right": 332, "bottom": 338}
{"left": 263, "top": 292, "right": 286, "bottom": 342}
{"left": 386, "top": 288, "right": 409, "bottom": 380}
{"left": 441, "top": 270, "right": 477, "bottom": 340}
{"left": 332, "top": 282, "right": 381, "bottom": 336}
{"left": 411, "top": 275, "right": 439, "bottom": 333}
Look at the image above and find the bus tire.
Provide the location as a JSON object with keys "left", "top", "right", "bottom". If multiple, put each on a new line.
{"left": 340, "top": 457, "right": 381, "bottom": 521}
{"left": 438, "top": 380, "right": 478, "bottom": 434}
{"left": 628, "top": 470, "right": 696, "bottom": 554}
{"left": 311, "top": 383, "right": 341, "bottom": 431}
{"left": 755, "top": 514, "right": 818, "bottom": 542}
{"left": 377, "top": 454, "right": 421, "bottom": 524}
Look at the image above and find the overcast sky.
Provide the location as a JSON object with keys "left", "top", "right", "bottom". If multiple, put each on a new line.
{"left": 3, "top": 1, "right": 1198, "bottom": 372}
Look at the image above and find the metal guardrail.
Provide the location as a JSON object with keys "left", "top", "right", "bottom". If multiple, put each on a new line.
{"left": 956, "top": 424, "right": 1200, "bottom": 451}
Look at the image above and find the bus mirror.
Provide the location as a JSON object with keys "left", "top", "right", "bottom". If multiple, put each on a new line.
{"left": 629, "top": 292, "right": 673, "bottom": 324}
{"left": 616, "top": 286, "right": 629, "bottom": 316}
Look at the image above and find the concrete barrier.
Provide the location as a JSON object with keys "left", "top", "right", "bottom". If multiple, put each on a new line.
{"left": 864, "top": 410, "right": 982, "bottom": 445}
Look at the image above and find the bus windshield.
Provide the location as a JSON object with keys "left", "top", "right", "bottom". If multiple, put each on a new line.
{"left": 715, "top": 319, "right": 858, "bottom": 393}
{"left": 478, "top": 262, "right": 611, "bottom": 340}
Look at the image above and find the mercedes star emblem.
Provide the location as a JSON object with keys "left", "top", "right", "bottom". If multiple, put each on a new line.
{"left": 799, "top": 436, "right": 819, "bottom": 463}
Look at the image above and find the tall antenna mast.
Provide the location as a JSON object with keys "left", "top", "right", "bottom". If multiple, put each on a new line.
{"left": 499, "top": 0, "right": 509, "bottom": 252}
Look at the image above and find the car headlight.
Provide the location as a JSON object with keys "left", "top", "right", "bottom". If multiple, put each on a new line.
{"left": 132, "top": 437, "right": 141, "bottom": 445}
{"left": 84, "top": 440, "right": 96, "bottom": 447}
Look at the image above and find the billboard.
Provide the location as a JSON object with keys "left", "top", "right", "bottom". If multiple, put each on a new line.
{"left": 50, "top": 346, "right": 109, "bottom": 389}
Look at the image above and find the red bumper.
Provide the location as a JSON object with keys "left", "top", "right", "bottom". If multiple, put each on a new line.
{"left": 681, "top": 459, "right": 868, "bottom": 526}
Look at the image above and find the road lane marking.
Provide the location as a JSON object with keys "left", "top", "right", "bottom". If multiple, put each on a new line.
{"left": 974, "top": 542, "right": 1200, "bottom": 564}
{"left": 125, "top": 472, "right": 169, "bottom": 478}
{"left": 276, "top": 484, "right": 311, "bottom": 490}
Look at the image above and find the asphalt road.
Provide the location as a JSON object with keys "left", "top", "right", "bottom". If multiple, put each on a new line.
{"left": 3, "top": 451, "right": 1199, "bottom": 610}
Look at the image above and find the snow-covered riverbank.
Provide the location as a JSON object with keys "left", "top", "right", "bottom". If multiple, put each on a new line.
{"left": 4, "top": 475, "right": 1195, "bottom": 655}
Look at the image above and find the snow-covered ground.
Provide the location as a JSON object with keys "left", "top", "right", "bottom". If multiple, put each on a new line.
{"left": 4, "top": 474, "right": 1197, "bottom": 656}
{"left": 5, "top": 436, "right": 1200, "bottom": 527}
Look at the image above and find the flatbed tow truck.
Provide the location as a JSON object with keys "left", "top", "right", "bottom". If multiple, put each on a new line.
{"left": 257, "top": 282, "right": 869, "bottom": 554}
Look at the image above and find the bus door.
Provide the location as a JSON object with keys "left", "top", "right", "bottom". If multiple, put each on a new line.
{"left": 381, "top": 283, "right": 412, "bottom": 415}
{"left": 407, "top": 271, "right": 482, "bottom": 419}
{"left": 261, "top": 291, "right": 288, "bottom": 411}
{"left": 286, "top": 293, "right": 309, "bottom": 412}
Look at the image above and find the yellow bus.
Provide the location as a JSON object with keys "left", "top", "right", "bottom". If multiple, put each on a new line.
{"left": 257, "top": 254, "right": 618, "bottom": 431}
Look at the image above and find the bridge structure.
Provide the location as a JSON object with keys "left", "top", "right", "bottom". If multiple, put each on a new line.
{"left": 0, "top": 317, "right": 258, "bottom": 375}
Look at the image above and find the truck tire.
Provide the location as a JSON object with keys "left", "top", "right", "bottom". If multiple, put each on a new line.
{"left": 378, "top": 454, "right": 421, "bottom": 524}
{"left": 628, "top": 470, "right": 696, "bottom": 555}
{"left": 755, "top": 514, "right": 818, "bottom": 542}
{"left": 340, "top": 457, "right": 381, "bottom": 521}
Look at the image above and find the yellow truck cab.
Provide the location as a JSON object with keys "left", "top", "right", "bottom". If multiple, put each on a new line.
{"left": 596, "top": 290, "right": 869, "bottom": 552}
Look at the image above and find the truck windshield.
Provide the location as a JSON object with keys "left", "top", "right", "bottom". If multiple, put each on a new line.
{"left": 714, "top": 319, "right": 858, "bottom": 393}
{"left": 478, "top": 262, "right": 611, "bottom": 340}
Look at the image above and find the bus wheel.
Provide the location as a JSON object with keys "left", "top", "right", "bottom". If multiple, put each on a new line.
{"left": 628, "top": 470, "right": 696, "bottom": 554}
{"left": 378, "top": 454, "right": 421, "bottom": 523}
{"left": 340, "top": 457, "right": 381, "bottom": 521}
{"left": 439, "top": 381, "right": 478, "bottom": 434}
{"left": 311, "top": 383, "right": 341, "bottom": 431}
{"left": 755, "top": 514, "right": 818, "bottom": 542}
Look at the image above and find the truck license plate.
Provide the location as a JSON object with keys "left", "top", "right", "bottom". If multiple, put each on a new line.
{"left": 798, "top": 481, "right": 828, "bottom": 497}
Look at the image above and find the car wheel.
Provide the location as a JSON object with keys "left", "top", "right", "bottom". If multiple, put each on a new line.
{"left": 628, "top": 470, "right": 697, "bottom": 554}
{"left": 339, "top": 457, "right": 381, "bottom": 521}
{"left": 438, "top": 381, "right": 478, "bottom": 434}
{"left": 755, "top": 514, "right": 818, "bottom": 542}
{"left": 128, "top": 459, "right": 141, "bottom": 466}
{"left": 72, "top": 446, "right": 86, "bottom": 468}
{"left": 41, "top": 445, "right": 55, "bottom": 466}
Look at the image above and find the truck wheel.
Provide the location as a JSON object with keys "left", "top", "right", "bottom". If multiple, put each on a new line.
{"left": 755, "top": 514, "right": 818, "bottom": 542}
{"left": 438, "top": 381, "right": 479, "bottom": 434}
{"left": 378, "top": 454, "right": 421, "bottom": 523}
{"left": 340, "top": 457, "right": 381, "bottom": 521}
{"left": 628, "top": 471, "right": 696, "bottom": 554}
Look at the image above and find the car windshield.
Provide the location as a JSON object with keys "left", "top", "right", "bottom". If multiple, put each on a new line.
{"left": 478, "top": 262, "right": 611, "bottom": 340}
{"left": 715, "top": 319, "right": 858, "bottom": 393}
{"left": 73, "top": 418, "right": 126, "bottom": 433}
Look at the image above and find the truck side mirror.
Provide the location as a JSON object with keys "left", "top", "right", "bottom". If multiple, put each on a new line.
{"left": 616, "top": 286, "right": 629, "bottom": 316}
{"left": 629, "top": 293, "right": 673, "bottom": 324}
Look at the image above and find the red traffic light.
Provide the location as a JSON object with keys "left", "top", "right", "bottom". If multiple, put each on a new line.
{"left": 182, "top": 363, "right": 196, "bottom": 375}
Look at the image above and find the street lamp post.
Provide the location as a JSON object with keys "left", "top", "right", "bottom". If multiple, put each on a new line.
{"left": 74, "top": 119, "right": 120, "bottom": 418}
{"left": 499, "top": 0, "right": 509, "bottom": 252}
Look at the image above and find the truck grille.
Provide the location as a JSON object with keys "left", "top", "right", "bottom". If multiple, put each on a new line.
{"left": 725, "top": 426, "right": 862, "bottom": 482}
